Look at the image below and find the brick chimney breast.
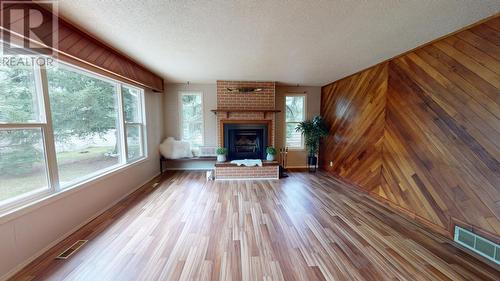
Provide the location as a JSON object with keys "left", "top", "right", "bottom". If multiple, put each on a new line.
{"left": 216, "top": 80, "right": 276, "bottom": 147}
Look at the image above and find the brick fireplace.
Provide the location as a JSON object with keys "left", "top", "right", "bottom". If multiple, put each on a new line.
{"left": 213, "top": 80, "right": 279, "bottom": 180}
{"left": 215, "top": 80, "right": 276, "bottom": 146}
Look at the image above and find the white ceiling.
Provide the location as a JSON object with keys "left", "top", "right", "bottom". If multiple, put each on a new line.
{"left": 56, "top": 0, "right": 499, "bottom": 86}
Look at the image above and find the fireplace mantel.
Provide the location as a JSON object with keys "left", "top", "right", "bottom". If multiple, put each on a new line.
{"left": 211, "top": 108, "right": 280, "bottom": 119}
{"left": 211, "top": 108, "right": 281, "bottom": 114}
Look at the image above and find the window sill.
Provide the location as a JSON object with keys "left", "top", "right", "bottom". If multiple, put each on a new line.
{"left": 287, "top": 148, "right": 306, "bottom": 152}
{"left": 0, "top": 156, "right": 150, "bottom": 225}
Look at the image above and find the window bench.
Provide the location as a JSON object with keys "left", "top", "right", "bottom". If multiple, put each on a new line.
{"left": 160, "top": 156, "right": 217, "bottom": 174}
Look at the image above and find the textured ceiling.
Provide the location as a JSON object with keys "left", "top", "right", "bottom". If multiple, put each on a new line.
{"left": 56, "top": 0, "right": 499, "bottom": 86}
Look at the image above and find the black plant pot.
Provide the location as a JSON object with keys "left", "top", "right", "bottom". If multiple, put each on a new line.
{"left": 307, "top": 155, "right": 317, "bottom": 173}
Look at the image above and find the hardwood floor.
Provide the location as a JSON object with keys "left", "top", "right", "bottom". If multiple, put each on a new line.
{"left": 10, "top": 171, "right": 499, "bottom": 281}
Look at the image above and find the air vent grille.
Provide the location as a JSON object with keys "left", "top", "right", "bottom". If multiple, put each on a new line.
{"left": 199, "top": 146, "right": 217, "bottom": 157}
{"left": 56, "top": 240, "right": 88, "bottom": 260}
{"left": 454, "top": 226, "right": 499, "bottom": 265}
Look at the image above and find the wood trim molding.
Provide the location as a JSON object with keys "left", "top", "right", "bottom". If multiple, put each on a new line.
{"left": 0, "top": 1, "right": 164, "bottom": 92}
{"left": 211, "top": 109, "right": 281, "bottom": 114}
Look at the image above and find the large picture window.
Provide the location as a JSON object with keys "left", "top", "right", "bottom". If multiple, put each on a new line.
{"left": 179, "top": 92, "right": 203, "bottom": 149}
{"left": 47, "top": 65, "right": 122, "bottom": 187}
{"left": 0, "top": 61, "right": 147, "bottom": 212}
{"left": 285, "top": 95, "right": 306, "bottom": 149}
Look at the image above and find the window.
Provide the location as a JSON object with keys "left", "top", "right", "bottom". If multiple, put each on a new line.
{"left": 0, "top": 64, "right": 43, "bottom": 123}
{"left": 179, "top": 92, "right": 203, "bottom": 148}
{"left": 122, "top": 86, "right": 145, "bottom": 161}
{"left": 0, "top": 60, "right": 147, "bottom": 211}
{"left": 47, "top": 65, "right": 122, "bottom": 187}
{"left": 0, "top": 63, "right": 50, "bottom": 204}
{"left": 0, "top": 129, "right": 50, "bottom": 204}
{"left": 285, "top": 95, "right": 306, "bottom": 149}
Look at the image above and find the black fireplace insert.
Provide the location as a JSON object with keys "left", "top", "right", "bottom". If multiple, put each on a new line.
{"left": 224, "top": 123, "right": 268, "bottom": 160}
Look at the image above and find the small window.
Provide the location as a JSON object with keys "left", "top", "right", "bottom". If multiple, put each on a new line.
{"left": 285, "top": 95, "right": 306, "bottom": 149}
{"left": 179, "top": 92, "right": 204, "bottom": 149}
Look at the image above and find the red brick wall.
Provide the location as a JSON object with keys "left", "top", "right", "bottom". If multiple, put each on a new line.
{"left": 215, "top": 165, "right": 279, "bottom": 180}
{"left": 217, "top": 81, "right": 275, "bottom": 109}
{"left": 216, "top": 81, "right": 276, "bottom": 147}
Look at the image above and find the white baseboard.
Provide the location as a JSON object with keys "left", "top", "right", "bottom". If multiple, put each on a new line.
{"left": 0, "top": 172, "right": 160, "bottom": 281}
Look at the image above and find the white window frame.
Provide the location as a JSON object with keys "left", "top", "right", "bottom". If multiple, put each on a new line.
{"left": 178, "top": 91, "right": 204, "bottom": 147}
{"left": 0, "top": 65, "right": 54, "bottom": 211}
{"left": 121, "top": 85, "right": 147, "bottom": 162}
{"left": 284, "top": 94, "right": 307, "bottom": 150}
{"left": 48, "top": 62, "right": 126, "bottom": 189}
{"left": 0, "top": 59, "right": 148, "bottom": 215}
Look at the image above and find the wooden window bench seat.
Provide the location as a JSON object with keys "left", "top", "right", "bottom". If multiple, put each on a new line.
{"left": 160, "top": 156, "right": 217, "bottom": 174}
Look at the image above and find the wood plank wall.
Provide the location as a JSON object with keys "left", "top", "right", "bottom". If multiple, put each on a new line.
{"left": 320, "top": 16, "right": 500, "bottom": 240}
{"left": 0, "top": 1, "right": 164, "bottom": 91}
{"left": 320, "top": 63, "right": 387, "bottom": 192}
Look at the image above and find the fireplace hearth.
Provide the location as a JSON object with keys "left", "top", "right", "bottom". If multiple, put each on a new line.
{"left": 224, "top": 123, "right": 268, "bottom": 160}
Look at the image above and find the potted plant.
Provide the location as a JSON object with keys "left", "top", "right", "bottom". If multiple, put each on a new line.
{"left": 266, "top": 147, "right": 277, "bottom": 161}
{"left": 295, "top": 116, "right": 329, "bottom": 172}
{"left": 216, "top": 147, "right": 227, "bottom": 162}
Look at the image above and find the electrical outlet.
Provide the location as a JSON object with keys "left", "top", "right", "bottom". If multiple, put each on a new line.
{"left": 329, "top": 161, "right": 333, "bottom": 167}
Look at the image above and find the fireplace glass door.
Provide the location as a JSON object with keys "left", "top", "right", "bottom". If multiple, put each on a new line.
{"left": 235, "top": 131, "right": 259, "bottom": 153}
{"left": 224, "top": 124, "right": 268, "bottom": 160}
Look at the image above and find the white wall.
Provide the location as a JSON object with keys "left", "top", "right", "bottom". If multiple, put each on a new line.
{"left": 0, "top": 89, "right": 165, "bottom": 281}
{"left": 163, "top": 83, "right": 321, "bottom": 168}
{"left": 164, "top": 83, "right": 217, "bottom": 146}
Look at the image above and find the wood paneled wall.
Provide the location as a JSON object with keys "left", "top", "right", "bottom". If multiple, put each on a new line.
{"left": 321, "top": 63, "right": 387, "bottom": 191}
{"left": 320, "top": 16, "right": 500, "bottom": 239}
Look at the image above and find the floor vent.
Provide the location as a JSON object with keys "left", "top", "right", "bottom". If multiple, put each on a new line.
{"left": 56, "top": 240, "right": 88, "bottom": 260}
{"left": 454, "top": 226, "right": 499, "bottom": 265}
